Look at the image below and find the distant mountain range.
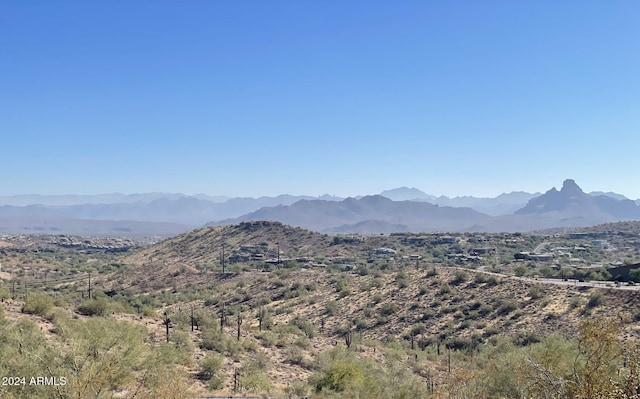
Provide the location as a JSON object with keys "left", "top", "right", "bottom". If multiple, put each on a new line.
{"left": 379, "top": 187, "right": 543, "bottom": 216}
{"left": 1, "top": 180, "right": 639, "bottom": 235}
{"left": 210, "top": 195, "right": 493, "bottom": 233}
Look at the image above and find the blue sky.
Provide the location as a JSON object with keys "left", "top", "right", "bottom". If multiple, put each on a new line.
{"left": 2, "top": 1, "right": 639, "bottom": 198}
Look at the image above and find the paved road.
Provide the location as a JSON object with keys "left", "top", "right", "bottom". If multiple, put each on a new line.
{"left": 533, "top": 241, "right": 550, "bottom": 255}
{"left": 471, "top": 266, "right": 639, "bottom": 291}
{"left": 531, "top": 277, "right": 640, "bottom": 291}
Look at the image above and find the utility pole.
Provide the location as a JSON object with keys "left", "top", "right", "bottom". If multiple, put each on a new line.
{"left": 88, "top": 272, "right": 92, "bottom": 300}
{"left": 221, "top": 245, "right": 225, "bottom": 274}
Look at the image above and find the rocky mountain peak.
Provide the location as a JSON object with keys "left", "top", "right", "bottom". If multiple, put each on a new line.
{"left": 560, "top": 179, "right": 583, "bottom": 195}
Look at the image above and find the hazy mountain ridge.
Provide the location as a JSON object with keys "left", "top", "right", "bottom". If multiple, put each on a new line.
{"left": 209, "top": 180, "right": 640, "bottom": 234}
{"left": 377, "top": 187, "right": 542, "bottom": 215}
{"left": 516, "top": 179, "right": 640, "bottom": 221}
{"left": 1, "top": 181, "right": 639, "bottom": 235}
{"left": 210, "top": 195, "right": 495, "bottom": 233}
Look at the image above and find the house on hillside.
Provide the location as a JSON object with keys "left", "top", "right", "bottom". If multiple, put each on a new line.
{"left": 471, "top": 247, "right": 495, "bottom": 256}
{"left": 375, "top": 248, "right": 397, "bottom": 255}
{"left": 514, "top": 252, "right": 553, "bottom": 261}
{"left": 438, "top": 236, "right": 460, "bottom": 244}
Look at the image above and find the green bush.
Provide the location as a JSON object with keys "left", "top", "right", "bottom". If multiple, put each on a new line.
{"left": 0, "top": 286, "right": 11, "bottom": 300}
{"left": 208, "top": 375, "right": 225, "bottom": 390}
{"left": 22, "top": 294, "right": 54, "bottom": 316}
{"left": 200, "top": 328, "right": 241, "bottom": 356}
{"left": 450, "top": 270, "right": 468, "bottom": 285}
{"left": 528, "top": 284, "right": 545, "bottom": 300}
{"left": 586, "top": 293, "right": 603, "bottom": 309}
{"left": 315, "top": 360, "right": 364, "bottom": 393}
{"left": 77, "top": 298, "right": 109, "bottom": 316}
{"left": 290, "top": 316, "right": 316, "bottom": 338}
{"left": 497, "top": 299, "right": 518, "bottom": 315}
{"left": 379, "top": 302, "right": 397, "bottom": 316}
{"left": 199, "top": 352, "right": 223, "bottom": 380}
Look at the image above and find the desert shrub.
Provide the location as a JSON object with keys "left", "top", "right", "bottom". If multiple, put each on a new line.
{"left": 446, "top": 337, "right": 472, "bottom": 351}
{"left": 325, "top": 301, "right": 338, "bottom": 316}
{"left": 208, "top": 375, "right": 225, "bottom": 390}
{"left": 483, "top": 326, "right": 499, "bottom": 338}
{"left": 239, "top": 359, "right": 272, "bottom": 394}
{"left": 199, "top": 352, "right": 223, "bottom": 380}
{"left": 586, "top": 292, "right": 603, "bottom": 309}
{"left": 528, "top": 284, "right": 545, "bottom": 300}
{"left": 421, "top": 309, "right": 435, "bottom": 321}
{"left": 458, "top": 320, "right": 471, "bottom": 330}
{"left": 314, "top": 360, "right": 364, "bottom": 393}
{"left": 290, "top": 316, "right": 316, "bottom": 338}
{"left": 142, "top": 306, "right": 156, "bottom": 317}
{"left": 335, "top": 278, "right": 351, "bottom": 297}
{"left": 438, "top": 284, "right": 453, "bottom": 296}
{"left": 0, "top": 286, "right": 11, "bottom": 300}
{"left": 569, "top": 296, "right": 583, "bottom": 309}
{"left": 450, "top": 270, "right": 468, "bottom": 286}
{"left": 200, "top": 328, "right": 241, "bottom": 356}
{"left": 284, "top": 381, "right": 309, "bottom": 399}
{"left": 286, "top": 346, "right": 307, "bottom": 366}
{"left": 294, "top": 335, "right": 311, "bottom": 349}
{"left": 55, "top": 317, "right": 158, "bottom": 397}
{"left": 514, "top": 331, "right": 542, "bottom": 346}
{"left": 514, "top": 265, "right": 528, "bottom": 276}
{"left": 497, "top": 299, "right": 518, "bottom": 315}
{"left": 257, "top": 331, "right": 278, "bottom": 348}
{"left": 630, "top": 268, "right": 640, "bottom": 283}
{"left": 22, "top": 294, "right": 54, "bottom": 316}
{"left": 379, "top": 302, "right": 397, "bottom": 316}
{"left": 395, "top": 271, "right": 408, "bottom": 288}
{"left": 474, "top": 272, "right": 489, "bottom": 284}
{"left": 370, "top": 277, "right": 383, "bottom": 289}
{"left": 485, "top": 275, "right": 500, "bottom": 286}
{"left": 170, "top": 330, "right": 194, "bottom": 352}
{"left": 77, "top": 298, "right": 109, "bottom": 316}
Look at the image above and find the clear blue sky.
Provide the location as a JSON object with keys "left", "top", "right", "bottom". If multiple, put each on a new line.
{"left": 2, "top": 1, "right": 639, "bottom": 198}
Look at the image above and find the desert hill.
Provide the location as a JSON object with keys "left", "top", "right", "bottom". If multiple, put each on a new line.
{"left": 4, "top": 220, "right": 640, "bottom": 398}
{"left": 111, "top": 221, "right": 640, "bottom": 347}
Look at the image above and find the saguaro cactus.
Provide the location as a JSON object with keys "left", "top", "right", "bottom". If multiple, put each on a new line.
{"left": 258, "top": 306, "right": 265, "bottom": 331}
{"left": 163, "top": 311, "right": 171, "bottom": 343}
{"left": 190, "top": 305, "right": 196, "bottom": 331}
{"left": 345, "top": 330, "right": 353, "bottom": 349}
{"left": 220, "top": 302, "right": 226, "bottom": 331}
{"left": 237, "top": 310, "right": 243, "bottom": 340}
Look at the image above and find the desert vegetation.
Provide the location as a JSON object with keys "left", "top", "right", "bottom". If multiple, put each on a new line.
{"left": 1, "top": 221, "right": 640, "bottom": 397}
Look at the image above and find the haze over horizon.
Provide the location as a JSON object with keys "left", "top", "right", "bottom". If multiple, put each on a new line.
{"left": 3, "top": 2, "right": 639, "bottom": 199}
